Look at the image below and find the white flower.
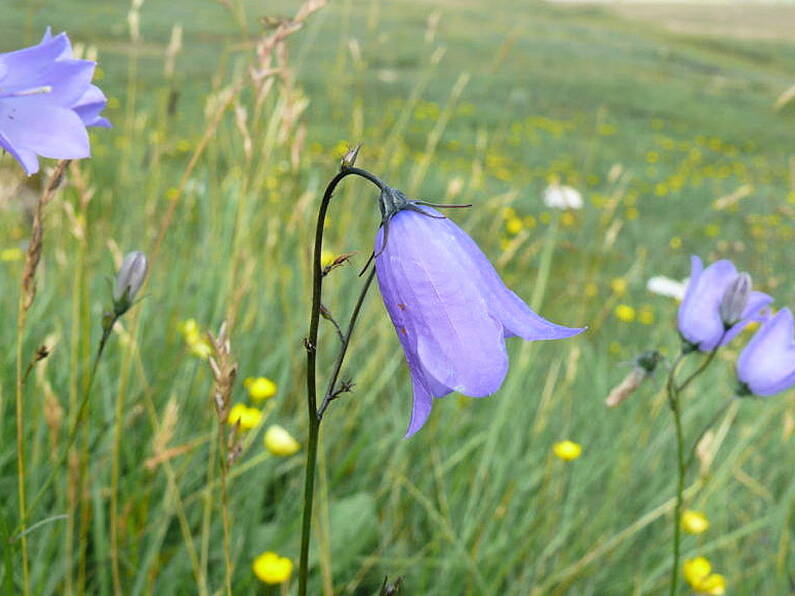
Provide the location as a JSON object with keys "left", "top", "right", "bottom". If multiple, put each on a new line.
{"left": 543, "top": 183, "right": 583, "bottom": 210}
{"left": 646, "top": 275, "right": 687, "bottom": 300}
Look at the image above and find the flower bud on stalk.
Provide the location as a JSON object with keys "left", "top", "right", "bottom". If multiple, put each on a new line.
{"left": 719, "top": 272, "right": 751, "bottom": 329}
{"left": 605, "top": 350, "right": 662, "bottom": 408}
{"left": 113, "top": 251, "right": 148, "bottom": 317}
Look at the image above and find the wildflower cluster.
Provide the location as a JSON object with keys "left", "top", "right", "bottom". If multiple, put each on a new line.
{"left": 678, "top": 256, "right": 795, "bottom": 395}
{"left": 683, "top": 557, "right": 726, "bottom": 595}
{"left": 651, "top": 254, "right": 795, "bottom": 595}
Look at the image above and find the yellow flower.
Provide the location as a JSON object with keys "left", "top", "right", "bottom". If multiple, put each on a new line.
{"left": 505, "top": 216, "right": 523, "bottom": 235}
{"left": 695, "top": 573, "right": 726, "bottom": 595}
{"left": 670, "top": 236, "right": 682, "bottom": 249}
{"left": 179, "top": 319, "right": 212, "bottom": 359}
{"left": 682, "top": 510, "right": 710, "bottom": 535}
{"left": 188, "top": 339, "right": 212, "bottom": 359}
{"left": 560, "top": 212, "right": 576, "bottom": 227}
{"left": 0, "top": 247, "right": 23, "bottom": 262}
{"left": 245, "top": 377, "right": 277, "bottom": 402}
{"left": 638, "top": 306, "right": 655, "bottom": 326}
{"left": 684, "top": 557, "right": 725, "bottom": 595}
{"left": 320, "top": 250, "right": 336, "bottom": 268}
{"left": 705, "top": 224, "right": 720, "bottom": 238}
{"left": 684, "top": 557, "right": 712, "bottom": 585}
{"left": 610, "top": 278, "right": 627, "bottom": 296}
{"left": 264, "top": 425, "right": 301, "bottom": 456}
{"left": 228, "top": 404, "right": 262, "bottom": 431}
{"left": 178, "top": 318, "right": 200, "bottom": 338}
{"left": 553, "top": 440, "right": 582, "bottom": 461}
{"left": 614, "top": 304, "right": 636, "bottom": 323}
{"left": 252, "top": 551, "right": 293, "bottom": 585}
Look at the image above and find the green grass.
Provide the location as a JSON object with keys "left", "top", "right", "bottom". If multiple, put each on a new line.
{"left": 1, "top": 0, "right": 795, "bottom": 593}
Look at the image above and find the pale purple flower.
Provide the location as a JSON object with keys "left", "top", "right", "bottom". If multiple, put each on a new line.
{"left": 737, "top": 308, "right": 795, "bottom": 396}
{"left": 374, "top": 195, "right": 584, "bottom": 437}
{"left": 0, "top": 29, "right": 110, "bottom": 175}
{"left": 113, "top": 251, "right": 148, "bottom": 309}
{"left": 678, "top": 256, "right": 771, "bottom": 352}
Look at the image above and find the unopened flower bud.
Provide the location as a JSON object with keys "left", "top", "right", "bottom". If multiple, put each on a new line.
{"left": 113, "top": 251, "right": 148, "bottom": 316}
{"left": 605, "top": 350, "right": 662, "bottom": 408}
{"left": 719, "top": 272, "right": 751, "bottom": 329}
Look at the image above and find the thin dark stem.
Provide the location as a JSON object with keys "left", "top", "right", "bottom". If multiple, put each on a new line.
{"left": 676, "top": 348, "right": 720, "bottom": 394}
{"left": 299, "top": 167, "right": 385, "bottom": 596}
{"left": 666, "top": 334, "right": 725, "bottom": 596}
{"left": 318, "top": 266, "right": 377, "bottom": 419}
{"left": 668, "top": 378, "right": 687, "bottom": 596}
{"left": 320, "top": 304, "right": 346, "bottom": 344}
{"left": 23, "top": 324, "right": 113, "bottom": 526}
{"left": 684, "top": 398, "right": 734, "bottom": 475}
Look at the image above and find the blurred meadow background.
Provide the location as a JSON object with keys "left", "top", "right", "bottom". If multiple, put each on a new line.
{"left": 2, "top": 0, "right": 795, "bottom": 593}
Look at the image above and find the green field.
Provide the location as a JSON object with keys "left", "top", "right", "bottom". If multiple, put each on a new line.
{"left": 2, "top": 0, "right": 795, "bottom": 593}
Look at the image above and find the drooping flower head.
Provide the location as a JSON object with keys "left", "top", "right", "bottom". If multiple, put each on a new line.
{"left": 373, "top": 187, "right": 584, "bottom": 436}
{"left": 0, "top": 29, "right": 110, "bottom": 175}
{"left": 737, "top": 308, "right": 795, "bottom": 397}
{"left": 677, "top": 256, "right": 771, "bottom": 352}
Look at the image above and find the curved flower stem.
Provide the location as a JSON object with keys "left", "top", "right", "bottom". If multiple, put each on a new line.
{"left": 676, "top": 348, "right": 720, "bottom": 395}
{"left": 299, "top": 166, "right": 386, "bottom": 596}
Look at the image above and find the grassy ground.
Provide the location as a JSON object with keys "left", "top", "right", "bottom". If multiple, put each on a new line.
{"left": 1, "top": 0, "right": 795, "bottom": 594}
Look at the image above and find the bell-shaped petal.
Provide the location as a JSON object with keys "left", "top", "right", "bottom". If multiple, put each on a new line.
{"left": 737, "top": 308, "right": 795, "bottom": 396}
{"left": 375, "top": 205, "right": 584, "bottom": 436}
{"left": 677, "top": 256, "right": 772, "bottom": 351}
{"left": 0, "top": 29, "right": 109, "bottom": 175}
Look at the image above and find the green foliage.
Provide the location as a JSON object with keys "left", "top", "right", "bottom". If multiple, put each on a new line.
{"left": 1, "top": 0, "right": 794, "bottom": 594}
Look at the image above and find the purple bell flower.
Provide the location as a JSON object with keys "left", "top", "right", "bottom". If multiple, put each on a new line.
{"left": 374, "top": 198, "right": 584, "bottom": 437}
{"left": 0, "top": 28, "right": 110, "bottom": 175}
{"left": 677, "top": 256, "right": 771, "bottom": 352}
{"left": 737, "top": 308, "right": 795, "bottom": 396}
